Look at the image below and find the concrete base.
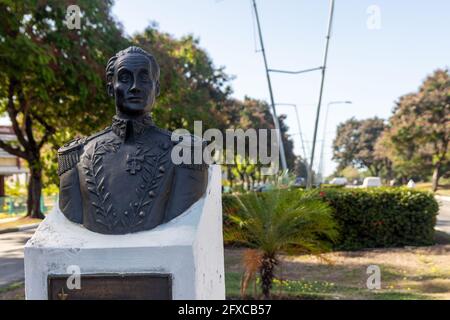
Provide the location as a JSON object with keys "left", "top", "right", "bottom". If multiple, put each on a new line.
{"left": 25, "top": 165, "right": 224, "bottom": 300}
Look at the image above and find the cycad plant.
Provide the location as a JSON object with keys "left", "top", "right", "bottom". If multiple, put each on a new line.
{"left": 224, "top": 188, "right": 338, "bottom": 298}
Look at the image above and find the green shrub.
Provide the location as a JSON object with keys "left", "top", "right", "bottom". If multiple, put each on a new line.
{"left": 223, "top": 187, "right": 439, "bottom": 250}
{"left": 320, "top": 187, "right": 438, "bottom": 250}
{"left": 320, "top": 184, "right": 345, "bottom": 189}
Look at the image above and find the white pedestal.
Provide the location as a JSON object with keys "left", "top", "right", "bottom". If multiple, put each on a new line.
{"left": 25, "top": 165, "right": 225, "bottom": 300}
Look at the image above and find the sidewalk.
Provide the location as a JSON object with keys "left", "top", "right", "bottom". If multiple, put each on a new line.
{"left": 435, "top": 195, "right": 450, "bottom": 202}
{"left": 0, "top": 217, "right": 41, "bottom": 234}
{"left": 435, "top": 195, "right": 450, "bottom": 234}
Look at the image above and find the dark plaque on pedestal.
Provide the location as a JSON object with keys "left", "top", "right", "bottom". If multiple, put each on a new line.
{"left": 48, "top": 273, "right": 172, "bottom": 300}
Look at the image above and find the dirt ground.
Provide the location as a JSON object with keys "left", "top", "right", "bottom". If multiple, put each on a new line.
{"left": 0, "top": 217, "right": 41, "bottom": 230}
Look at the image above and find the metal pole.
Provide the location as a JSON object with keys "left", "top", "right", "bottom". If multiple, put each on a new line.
{"left": 318, "top": 101, "right": 352, "bottom": 182}
{"left": 252, "top": 0, "right": 288, "bottom": 171}
{"left": 268, "top": 66, "right": 323, "bottom": 75}
{"left": 292, "top": 105, "right": 308, "bottom": 161}
{"left": 317, "top": 104, "right": 330, "bottom": 183}
{"left": 293, "top": 105, "right": 311, "bottom": 184}
{"left": 275, "top": 103, "right": 310, "bottom": 181}
{"left": 275, "top": 103, "right": 308, "bottom": 161}
{"left": 308, "top": 0, "right": 335, "bottom": 188}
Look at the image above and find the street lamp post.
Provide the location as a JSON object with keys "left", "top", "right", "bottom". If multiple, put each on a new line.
{"left": 317, "top": 101, "right": 352, "bottom": 182}
{"left": 274, "top": 103, "right": 308, "bottom": 161}
{"left": 274, "top": 103, "right": 310, "bottom": 182}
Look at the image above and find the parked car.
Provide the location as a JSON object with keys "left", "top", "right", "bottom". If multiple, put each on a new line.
{"left": 362, "top": 177, "right": 382, "bottom": 188}
{"left": 329, "top": 177, "right": 348, "bottom": 186}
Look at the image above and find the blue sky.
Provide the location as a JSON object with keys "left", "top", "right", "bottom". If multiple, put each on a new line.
{"left": 112, "top": 0, "right": 450, "bottom": 176}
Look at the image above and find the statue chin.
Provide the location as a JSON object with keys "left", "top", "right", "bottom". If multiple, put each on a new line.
{"left": 118, "top": 103, "right": 148, "bottom": 116}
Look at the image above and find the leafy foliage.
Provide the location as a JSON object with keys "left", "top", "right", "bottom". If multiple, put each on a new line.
{"left": 378, "top": 69, "right": 449, "bottom": 190}
{"left": 332, "top": 117, "right": 388, "bottom": 176}
{"left": 0, "top": 0, "right": 129, "bottom": 217}
{"left": 224, "top": 187, "right": 438, "bottom": 252}
{"left": 321, "top": 187, "right": 438, "bottom": 250}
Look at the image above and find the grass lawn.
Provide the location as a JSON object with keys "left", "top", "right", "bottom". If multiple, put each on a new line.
{"left": 0, "top": 216, "right": 42, "bottom": 231}
{"left": 416, "top": 182, "right": 450, "bottom": 197}
{"left": 0, "top": 282, "right": 25, "bottom": 300}
{"left": 2, "top": 234, "right": 450, "bottom": 300}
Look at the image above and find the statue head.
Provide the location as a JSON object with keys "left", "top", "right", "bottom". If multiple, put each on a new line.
{"left": 106, "top": 46, "right": 160, "bottom": 117}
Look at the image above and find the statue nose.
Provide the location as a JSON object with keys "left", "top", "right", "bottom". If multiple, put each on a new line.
{"left": 129, "top": 79, "right": 141, "bottom": 93}
{"left": 130, "top": 85, "right": 140, "bottom": 94}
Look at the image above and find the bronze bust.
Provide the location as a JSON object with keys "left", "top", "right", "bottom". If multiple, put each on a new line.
{"left": 57, "top": 46, "right": 208, "bottom": 235}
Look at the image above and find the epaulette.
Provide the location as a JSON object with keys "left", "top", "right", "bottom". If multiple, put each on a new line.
{"left": 84, "top": 126, "right": 113, "bottom": 143}
{"left": 57, "top": 137, "right": 84, "bottom": 176}
{"left": 57, "top": 127, "right": 112, "bottom": 176}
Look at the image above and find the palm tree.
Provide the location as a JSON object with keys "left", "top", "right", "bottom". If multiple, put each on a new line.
{"left": 224, "top": 188, "right": 338, "bottom": 298}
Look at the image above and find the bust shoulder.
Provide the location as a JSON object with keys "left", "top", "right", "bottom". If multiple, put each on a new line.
{"left": 83, "top": 126, "right": 115, "bottom": 146}
{"left": 57, "top": 127, "right": 113, "bottom": 176}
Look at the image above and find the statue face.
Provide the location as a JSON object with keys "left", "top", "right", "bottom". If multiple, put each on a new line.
{"left": 113, "top": 53, "right": 159, "bottom": 116}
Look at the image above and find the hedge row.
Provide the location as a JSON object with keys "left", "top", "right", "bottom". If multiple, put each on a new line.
{"left": 223, "top": 187, "right": 439, "bottom": 250}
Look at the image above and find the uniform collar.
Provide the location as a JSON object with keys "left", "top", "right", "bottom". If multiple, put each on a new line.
{"left": 111, "top": 114, "right": 154, "bottom": 141}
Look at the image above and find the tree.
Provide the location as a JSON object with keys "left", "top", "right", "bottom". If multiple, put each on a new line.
{"left": 294, "top": 156, "right": 308, "bottom": 178}
{"left": 332, "top": 117, "right": 387, "bottom": 176}
{"left": 0, "top": 0, "right": 129, "bottom": 217}
{"left": 374, "top": 127, "right": 430, "bottom": 183}
{"left": 380, "top": 69, "right": 449, "bottom": 191}
{"left": 278, "top": 114, "right": 296, "bottom": 171}
{"left": 338, "top": 166, "right": 362, "bottom": 183}
{"left": 224, "top": 189, "right": 338, "bottom": 298}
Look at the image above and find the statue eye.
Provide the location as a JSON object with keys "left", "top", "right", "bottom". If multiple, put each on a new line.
{"left": 140, "top": 72, "right": 150, "bottom": 82}
{"left": 118, "top": 72, "right": 131, "bottom": 82}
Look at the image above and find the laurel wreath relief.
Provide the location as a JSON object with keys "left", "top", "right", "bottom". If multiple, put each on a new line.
{"left": 82, "top": 139, "right": 121, "bottom": 231}
{"left": 82, "top": 138, "right": 170, "bottom": 231}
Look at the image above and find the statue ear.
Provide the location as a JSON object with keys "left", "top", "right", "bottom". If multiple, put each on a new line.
{"left": 156, "top": 80, "right": 160, "bottom": 97}
{"left": 107, "top": 83, "right": 114, "bottom": 97}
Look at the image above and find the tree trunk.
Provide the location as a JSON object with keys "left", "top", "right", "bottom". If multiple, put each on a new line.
{"left": 244, "top": 175, "right": 251, "bottom": 191}
{"left": 431, "top": 162, "right": 441, "bottom": 192}
{"left": 27, "top": 161, "right": 45, "bottom": 219}
{"left": 259, "top": 253, "right": 278, "bottom": 299}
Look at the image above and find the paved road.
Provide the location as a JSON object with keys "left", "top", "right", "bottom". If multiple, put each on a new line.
{"left": 0, "top": 228, "right": 36, "bottom": 288}
{"left": 0, "top": 198, "right": 449, "bottom": 288}
{"left": 436, "top": 197, "right": 450, "bottom": 234}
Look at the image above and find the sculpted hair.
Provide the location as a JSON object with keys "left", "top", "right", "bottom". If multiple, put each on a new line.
{"left": 106, "top": 46, "right": 160, "bottom": 95}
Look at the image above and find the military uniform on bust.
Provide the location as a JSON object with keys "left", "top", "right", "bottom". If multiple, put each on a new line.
{"left": 57, "top": 114, "right": 208, "bottom": 234}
